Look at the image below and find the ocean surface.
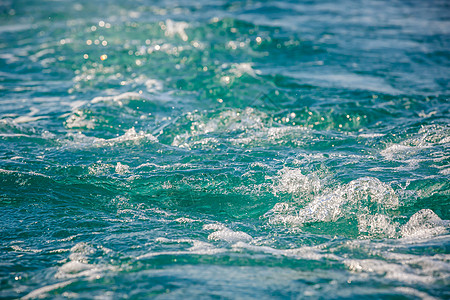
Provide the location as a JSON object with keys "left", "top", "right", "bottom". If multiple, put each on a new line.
{"left": 1, "top": 0, "right": 449, "bottom": 298}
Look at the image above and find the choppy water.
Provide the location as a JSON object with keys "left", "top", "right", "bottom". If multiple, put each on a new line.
{"left": 1, "top": 0, "right": 449, "bottom": 298}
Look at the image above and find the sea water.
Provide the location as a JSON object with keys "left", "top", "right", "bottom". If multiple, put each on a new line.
{"left": 0, "top": 0, "right": 449, "bottom": 298}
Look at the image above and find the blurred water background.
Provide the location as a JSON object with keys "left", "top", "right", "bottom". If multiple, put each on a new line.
{"left": 0, "top": 0, "right": 449, "bottom": 298}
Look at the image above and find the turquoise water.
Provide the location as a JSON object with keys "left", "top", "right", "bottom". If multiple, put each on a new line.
{"left": 1, "top": 0, "right": 449, "bottom": 298}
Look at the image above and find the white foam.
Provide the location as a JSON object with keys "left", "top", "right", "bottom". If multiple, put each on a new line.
{"left": 13, "top": 107, "right": 48, "bottom": 124}
{"left": 202, "top": 224, "right": 226, "bottom": 231}
{"left": 358, "top": 133, "right": 385, "bottom": 138}
{"left": 0, "top": 168, "right": 49, "bottom": 178}
{"left": 208, "top": 229, "right": 253, "bottom": 243}
{"left": 64, "top": 127, "right": 158, "bottom": 148}
{"left": 229, "top": 62, "right": 261, "bottom": 78}
{"left": 22, "top": 280, "right": 74, "bottom": 300}
{"left": 68, "top": 100, "right": 87, "bottom": 110}
{"left": 401, "top": 209, "right": 449, "bottom": 238}
{"left": 232, "top": 242, "right": 339, "bottom": 261}
{"left": 380, "top": 124, "right": 449, "bottom": 165}
{"left": 172, "top": 108, "right": 267, "bottom": 148}
{"left": 418, "top": 124, "right": 450, "bottom": 145}
{"left": 138, "top": 238, "right": 225, "bottom": 259}
{"left": 65, "top": 110, "right": 96, "bottom": 129}
{"left": 55, "top": 243, "right": 113, "bottom": 281}
{"left": 14, "top": 115, "right": 48, "bottom": 124}
{"left": 283, "top": 71, "right": 402, "bottom": 94}
{"left": 175, "top": 217, "right": 197, "bottom": 223}
{"left": 91, "top": 92, "right": 143, "bottom": 104}
{"left": 144, "top": 78, "right": 163, "bottom": 92}
{"left": 164, "top": 19, "right": 189, "bottom": 41}
{"left": 0, "top": 133, "right": 30, "bottom": 137}
{"left": 118, "top": 75, "right": 163, "bottom": 93}
{"left": 439, "top": 168, "right": 450, "bottom": 175}
{"left": 203, "top": 223, "right": 253, "bottom": 243}
{"left": 345, "top": 258, "right": 436, "bottom": 284}
{"left": 273, "top": 167, "right": 321, "bottom": 196}
{"left": 302, "top": 177, "right": 398, "bottom": 222}
{"left": 0, "top": 53, "right": 19, "bottom": 64}
{"left": 381, "top": 144, "right": 418, "bottom": 161}
{"left": 267, "top": 177, "right": 401, "bottom": 238}
{"left": 29, "top": 48, "right": 55, "bottom": 62}
{"left": 11, "top": 245, "right": 42, "bottom": 253}
{"left": 117, "top": 127, "right": 157, "bottom": 143}
{"left": 115, "top": 162, "right": 130, "bottom": 175}
{"left": 393, "top": 287, "right": 438, "bottom": 300}
{"left": 357, "top": 213, "right": 398, "bottom": 238}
